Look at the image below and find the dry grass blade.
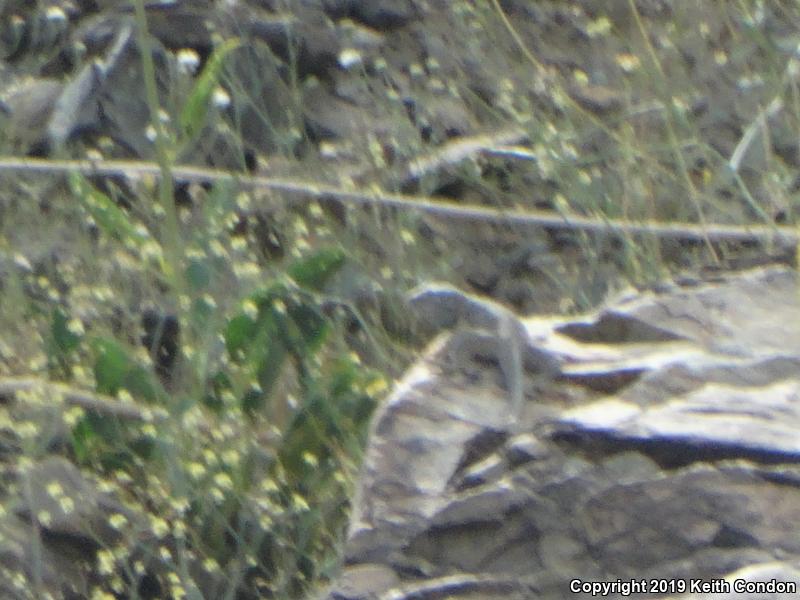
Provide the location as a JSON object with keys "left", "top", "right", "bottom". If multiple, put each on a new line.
{"left": 402, "top": 127, "right": 529, "bottom": 183}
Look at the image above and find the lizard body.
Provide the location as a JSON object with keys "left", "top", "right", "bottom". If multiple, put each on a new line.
{"left": 407, "top": 283, "right": 560, "bottom": 420}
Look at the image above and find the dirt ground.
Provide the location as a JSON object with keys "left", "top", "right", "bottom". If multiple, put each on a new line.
{"left": 3, "top": 2, "right": 798, "bottom": 316}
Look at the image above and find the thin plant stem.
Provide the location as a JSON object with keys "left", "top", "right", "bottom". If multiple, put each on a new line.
{"left": 131, "top": 0, "right": 183, "bottom": 289}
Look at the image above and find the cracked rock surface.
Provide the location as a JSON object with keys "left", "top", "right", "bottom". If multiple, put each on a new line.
{"left": 325, "top": 266, "right": 800, "bottom": 599}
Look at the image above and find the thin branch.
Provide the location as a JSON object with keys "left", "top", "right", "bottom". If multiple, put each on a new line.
{"left": 0, "top": 155, "right": 796, "bottom": 249}
{"left": 0, "top": 377, "right": 167, "bottom": 422}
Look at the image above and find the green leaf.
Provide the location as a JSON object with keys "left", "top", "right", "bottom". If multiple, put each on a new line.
{"left": 70, "top": 416, "right": 96, "bottom": 464}
{"left": 286, "top": 302, "right": 328, "bottom": 350}
{"left": 51, "top": 308, "right": 81, "bottom": 354}
{"left": 48, "top": 308, "right": 82, "bottom": 376}
{"left": 91, "top": 337, "right": 160, "bottom": 402}
{"left": 122, "top": 364, "right": 159, "bottom": 404}
{"left": 69, "top": 173, "right": 149, "bottom": 247}
{"left": 224, "top": 297, "right": 286, "bottom": 399}
{"left": 224, "top": 314, "right": 261, "bottom": 362}
{"left": 224, "top": 282, "right": 291, "bottom": 362}
{"left": 92, "top": 337, "right": 130, "bottom": 395}
{"left": 129, "top": 434, "right": 156, "bottom": 461}
{"left": 185, "top": 258, "right": 212, "bottom": 292}
{"left": 328, "top": 356, "right": 359, "bottom": 397}
{"left": 203, "top": 371, "right": 232, "bottom": 413}
{"left": 287, "top": 247, "right": 347, "bottom": 291}
{"left": 70, "top": 412, "right": 132, "bottom": 468}
{"left": 223, "top": 279, "right": 339, "bottom": 410}
{"left": 179, "top": 37, "right": 241, "bottom": 142}
{"left": 254, "top": 339, "right": 288, "bottom": 405}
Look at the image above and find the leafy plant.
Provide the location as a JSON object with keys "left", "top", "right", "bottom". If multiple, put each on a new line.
{"left": 179, "top": 37, "right": 242, "bottom": 145}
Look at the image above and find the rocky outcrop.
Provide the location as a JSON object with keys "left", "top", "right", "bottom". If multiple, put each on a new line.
{"left": 325, "top": 266, "right": 800, "bottom": 599}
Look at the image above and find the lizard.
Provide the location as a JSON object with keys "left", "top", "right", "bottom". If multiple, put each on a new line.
{"left": 406, "top": 282, "right": 561, "bottom": 422}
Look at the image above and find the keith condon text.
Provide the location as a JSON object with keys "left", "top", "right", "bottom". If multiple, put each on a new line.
{"left": 570, "top": 577, "right": 797, "bottom": 596}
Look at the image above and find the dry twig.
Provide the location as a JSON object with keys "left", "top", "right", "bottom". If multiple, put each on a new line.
{"left": 0, "top": 376, "right": 167, "bottom": 422}
{"left": 0, "top": 155, "right": 796, "bottom": 250}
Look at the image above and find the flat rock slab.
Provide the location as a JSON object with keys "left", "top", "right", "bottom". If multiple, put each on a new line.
{"left": 328, "top": 267, "right": 800, "bottom": 600}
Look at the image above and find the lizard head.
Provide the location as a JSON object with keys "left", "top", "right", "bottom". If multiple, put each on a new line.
{"left": 406, "top": 282, "right": 463, "bottom": 333}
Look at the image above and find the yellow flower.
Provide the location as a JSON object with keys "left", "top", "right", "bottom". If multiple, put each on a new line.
{"left": 615, "top": 53, "right": 641, "bottom": 73}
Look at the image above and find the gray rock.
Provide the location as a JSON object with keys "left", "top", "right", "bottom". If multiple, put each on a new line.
{"left": 346, "top": 1, "right": 417, "bottom": 30}
{"left": 331, "top": 267, "right": 800, "bottom": 599}
{"left": 15, "top": 456, "right": 145, "bottom": 547}
{"left": 1, "top": 78, "right": 63, "bottom": 153}
{"left": 0, "top": 456, "right": 151, "bottom": 598}
{"left": 0, "top": 514, "right": 88, "bottom": 599}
